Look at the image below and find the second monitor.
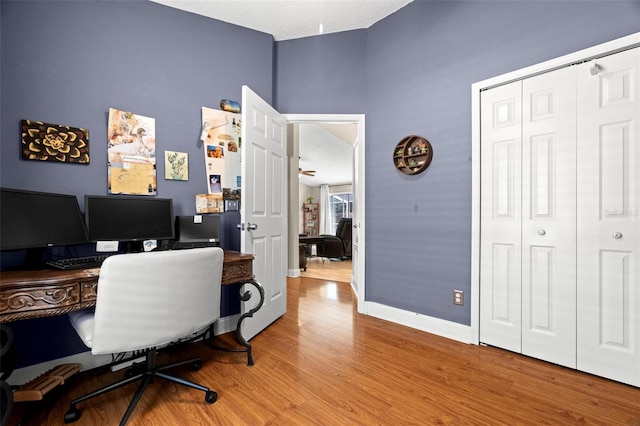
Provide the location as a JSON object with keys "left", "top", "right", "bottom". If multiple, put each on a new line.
{"left": 174, "top": 215, "right": 220, "bottom": 245}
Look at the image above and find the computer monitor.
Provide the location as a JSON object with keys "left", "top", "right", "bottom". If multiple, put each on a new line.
{"left": 0, "top": 187, "right": 88, "bottom": 251}
{"left": 84, "top": 195, "right": 174, "bottom": 246}
{"left": 175, "top": 215, "right": 220, "bottom": 243}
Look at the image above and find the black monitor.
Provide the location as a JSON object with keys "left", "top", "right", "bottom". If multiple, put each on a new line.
{"left": 175, "top": 215, "right": 220, "bottom": 243}
{"left": 84, "top": 195, "right": 174, "bottom": 247}
{"left": 0, "top": 187, "right": 88, "bottom": 251}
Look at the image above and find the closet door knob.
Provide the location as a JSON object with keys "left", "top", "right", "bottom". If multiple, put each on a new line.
{"left": 537, "top": 229, "right": 546, "bottom": 236}
{"left": 612, "top": 232, "right": 623, "bottom": 239}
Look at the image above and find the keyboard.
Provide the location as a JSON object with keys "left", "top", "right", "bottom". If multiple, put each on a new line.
{"left": 46, "top": 254, "right": 113, "bottom": 270}
{"left": 170, "top": 241, "right": 220, "bottom": 250}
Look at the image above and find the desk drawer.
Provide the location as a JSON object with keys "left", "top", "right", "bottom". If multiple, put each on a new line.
{"left": 0, "top": 283, "right": 81, "bottom": 320}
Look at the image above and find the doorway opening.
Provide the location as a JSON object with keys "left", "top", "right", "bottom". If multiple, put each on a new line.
{"left": 285, "top": 114, "right": 366, "bottom": 313}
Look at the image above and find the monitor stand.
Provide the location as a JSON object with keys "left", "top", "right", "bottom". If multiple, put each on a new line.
{"left": 125, "top": 241, "right": 144, "bottom": 253}
{"left": 22, "top": 247, "right": 46, "bottom": 270}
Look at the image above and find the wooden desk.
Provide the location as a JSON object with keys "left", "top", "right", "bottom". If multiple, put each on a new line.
{"left": 0, "top": 250, "right": 263, "bottom": 364}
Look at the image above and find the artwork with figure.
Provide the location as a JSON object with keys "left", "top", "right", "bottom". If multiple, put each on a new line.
{"left": 107, "top": 108, "right": 156, "bottom": 195}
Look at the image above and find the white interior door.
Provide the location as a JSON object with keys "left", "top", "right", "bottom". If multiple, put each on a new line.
{"left": 480, "top": 66, "right": 579, "bottom": 368}
{"left": 576, "top": 47, "right": 640, "bottom": 387}
{"left": 241, "top": 85, "right": 288, "bottom": 340}
{"left": 352, "top": 132, "right": 365, "bottom": 311}
{"left": 479, "top": 81, "right": 523, "bottom": 353}
{"left": 521, "top": 66, "right": 577, "bottom": 368}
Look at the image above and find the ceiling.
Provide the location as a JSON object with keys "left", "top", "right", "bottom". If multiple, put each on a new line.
{"left": 297, "top": 123, "right": 355, "bottom": 187}
{"left": 150, "top": 0, "right": 401, "bottom": 186}
{"left": 150, "top": 0, "right": 413, "bottom": 41}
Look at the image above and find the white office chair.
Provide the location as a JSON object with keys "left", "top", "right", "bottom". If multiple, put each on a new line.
{"left": 64, "top": 247, "right": 224, "bottom": 425}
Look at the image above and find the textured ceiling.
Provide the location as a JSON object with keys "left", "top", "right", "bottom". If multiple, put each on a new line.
{"left": 150, "top": 0, "right": 413, "bottom": 41}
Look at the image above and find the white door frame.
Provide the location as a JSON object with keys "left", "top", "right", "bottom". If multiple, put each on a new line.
{"left": 470, "top": 32, "right": 640, "bottom": 344}
{"left": 284, "top": 114, "right": 366, "bottom": 313}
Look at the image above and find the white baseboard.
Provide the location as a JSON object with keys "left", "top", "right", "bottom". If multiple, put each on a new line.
{"left": 8, "top": 314, "right": 241, "bottom": 387}
{"left": 288, "top": 268, "right": 301, "bottom": 278}
{"left": 364, "top": 301, "right": 473, "bottom": 344}
{"left": 212, "top": 313, "right": 239, "bottom": 335}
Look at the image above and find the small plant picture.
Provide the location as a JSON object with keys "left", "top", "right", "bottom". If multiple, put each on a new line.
{"left": 165, "top": 150, "right": 189, "bottom": 181}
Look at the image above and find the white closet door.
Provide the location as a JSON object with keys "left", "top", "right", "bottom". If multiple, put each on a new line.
{"left": 479, "top": 81, "right": 523, "bottom": 352}
{"left": 521, "top": 66, "right": 578, "bottom": 368}
{"left": 576, "top": 47, "right": 640, "bottom": 387}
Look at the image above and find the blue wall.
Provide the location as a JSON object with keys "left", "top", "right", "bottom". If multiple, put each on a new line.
{"left": 274, "top": 1, "right": 640, "bottom": 325}
{"left": 1, "top": 0, "right": 273, "bottom": 210}
{"left": 0, "top": 0, "right": 273, "bottom": 367}
{"left": 274, "top": 29, "right": 367, "bottom": 113}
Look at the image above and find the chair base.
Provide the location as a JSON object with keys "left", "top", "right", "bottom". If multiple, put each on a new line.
{"left": 64, "top": 348, "right": 216, "bottom": 425}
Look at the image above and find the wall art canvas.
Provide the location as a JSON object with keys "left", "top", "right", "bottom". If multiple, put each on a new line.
{"left": 107, "top": 108, "right": 156, "bottom": 195}
{"left": 21, "top": 119, "right": 90, "bottom": 164}
{"left": 164, "top": 150, "right": 188, "bottom": 181}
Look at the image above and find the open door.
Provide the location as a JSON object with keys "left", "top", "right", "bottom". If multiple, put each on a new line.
{"left": 240, "top": 86, "right": 288, "bottom": 340}
{"left": 285, "top": 114, "right": 365, "bottom": 312}
{"left": 352, "top": 127, "right": 365, "bottom": 313}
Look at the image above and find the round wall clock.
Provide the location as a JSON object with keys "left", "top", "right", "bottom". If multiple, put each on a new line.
{"left": 393, "top": 135, "right": 433, "bottom": 175}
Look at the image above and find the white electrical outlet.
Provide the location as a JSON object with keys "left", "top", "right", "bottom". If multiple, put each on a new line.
{"left": 453, "top": 290, "right": 464, "bottom": 306}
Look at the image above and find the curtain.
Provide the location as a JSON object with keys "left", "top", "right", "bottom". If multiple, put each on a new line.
{"left": 319, "top": 184, "right": 332, "bottom": 235}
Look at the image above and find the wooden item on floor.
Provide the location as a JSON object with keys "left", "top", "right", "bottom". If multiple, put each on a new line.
{"left": 12, "top": 363, "right": 81, "bottom": 402}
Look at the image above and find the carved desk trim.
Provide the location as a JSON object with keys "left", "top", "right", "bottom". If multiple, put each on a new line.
{"left": 0, "top": 250, "right": 255, "bottom": 323}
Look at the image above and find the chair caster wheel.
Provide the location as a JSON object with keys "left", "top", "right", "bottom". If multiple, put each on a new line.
{"left": 205, "top": 390, "right": 217, "bottom": 404}
{"left": 64, "top": 406, "right": 81, "bottom": 423}
{"left": 191, "top": 360, "right": 202, "bottom": 371}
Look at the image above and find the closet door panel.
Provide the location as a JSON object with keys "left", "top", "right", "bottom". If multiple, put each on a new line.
{"left": 577, "top": 47, "right": 640, "bottom": 387}
{"left": 521, "top": 66, "right": 577, "bottom": 368}
{"left": 480, "top": 82, "right": 523, "bottom": 352}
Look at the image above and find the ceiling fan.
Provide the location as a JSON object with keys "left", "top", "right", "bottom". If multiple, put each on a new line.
{"left": 299, "top": 168, "right": 316, "bottom": 176}
{"left": 298, "top": 156, "right": 316, "bottom": 176}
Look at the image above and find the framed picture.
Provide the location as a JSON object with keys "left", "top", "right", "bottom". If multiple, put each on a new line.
{"left": 21, "top": 119, "right": 90, "bottom": 164}
{"left": 165, "top": 150, "right": 189, "bottom": 181}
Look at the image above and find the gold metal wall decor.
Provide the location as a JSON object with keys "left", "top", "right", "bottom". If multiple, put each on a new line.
{"left": 21, "top": 120, "right": 90, "bottom": 164}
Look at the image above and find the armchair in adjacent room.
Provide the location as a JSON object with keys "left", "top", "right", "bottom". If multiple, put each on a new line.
{"left": 317, "top": 218, "right": 352, "bottom": 260}
{"left": 64, "top": 247, "right": 224, "bottom": 425}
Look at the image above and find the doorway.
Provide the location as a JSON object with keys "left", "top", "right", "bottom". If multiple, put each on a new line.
{"left": 285, "top": 114, "right": 366, "bottom": 314}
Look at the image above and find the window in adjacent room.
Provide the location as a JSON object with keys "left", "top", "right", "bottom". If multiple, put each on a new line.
{"left": 329, "top": 192, "right": 352, "bottom": 234}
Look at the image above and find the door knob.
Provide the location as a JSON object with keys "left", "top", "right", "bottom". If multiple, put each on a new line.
{"left": 612, "top": 232, "right": 623, "bottom": 239}
{"left": 247, "top": 223, "right": 258, "bottom": 231}
{"left": 537, "top": 229, "right": 546, "bottom": 236}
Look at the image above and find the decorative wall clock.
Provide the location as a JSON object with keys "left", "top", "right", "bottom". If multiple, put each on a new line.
{"left": 393, "top": 135, "right": 433, "bottom": 175}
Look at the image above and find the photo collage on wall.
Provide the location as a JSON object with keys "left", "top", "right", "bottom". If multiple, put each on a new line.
{"left": 197, "top": 106, "right": 241, "bottom": 213}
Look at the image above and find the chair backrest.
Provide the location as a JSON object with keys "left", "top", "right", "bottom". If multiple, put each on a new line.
{"left": 90, "top": 247, "right": 223, "bottom": 355}
{"left": 336, "top": 218, "right": 352, "bottom": 254}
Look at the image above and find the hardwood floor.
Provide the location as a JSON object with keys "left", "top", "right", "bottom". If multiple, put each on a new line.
{"left": 300, "top": 256, "right": 352, "bottom": 283}
{"left": 11, "top": 276, "right": 640, "bottom": 425}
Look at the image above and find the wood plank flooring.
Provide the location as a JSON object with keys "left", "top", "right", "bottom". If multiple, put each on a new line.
{"left": 300, "top": 256, "right": 352, "bottom": 283}
{"left": 11, "top": 274, "right": 640, "bottom": 425}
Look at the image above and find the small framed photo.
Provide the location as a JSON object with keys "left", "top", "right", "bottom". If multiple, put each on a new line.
{"left": 165, "top": 151, "right": 188, "bottom": 181}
